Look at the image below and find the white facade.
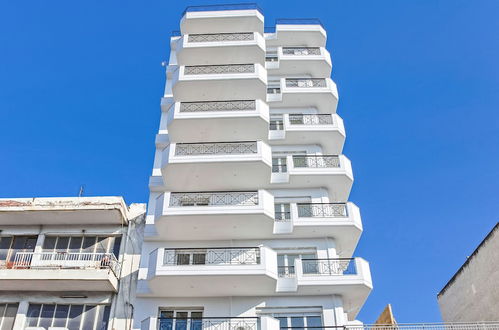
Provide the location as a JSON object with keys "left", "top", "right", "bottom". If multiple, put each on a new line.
{"left": 0, "top": 196, "right": 146, "bottom": 329}
{"left": 137, "top": 4, "right": 372, "bottom": 330}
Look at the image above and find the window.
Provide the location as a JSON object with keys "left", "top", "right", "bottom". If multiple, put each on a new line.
{"left": 272, "top": 157, "right": 287, "bottom": 173}
{"left": 159, "top": 310, "right": 203, "bottom": 330}
{"left": 26, "top": 303, "right": 110, "bottom": 330}
{"left": 42, "top": 236, "right": 121, "bottom": 256}
{"left": 0, "top": 303, "right": 17, "bottom": 330}
{"left": 0, "top": 236, "right": 36, "bottom": 266}
{"left": 277, "top": 252, "right": 316, "bottom": 277}
{"left": 274, "top": 203, "right": 291, "bottom": 221}
{"left": 175, "top": 250, "right": 207, "bottom": 265}
{"left": 276, "top": 314, "right": 322, "bottom": 330}
{"left": 270, "top": 115, "right": 284, "bottom": 131}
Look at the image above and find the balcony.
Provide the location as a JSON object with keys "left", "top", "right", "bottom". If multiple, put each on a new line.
{"left": 347, "top": 323, "right": 499, "bottom": 330}
{"left": 0, "top": 196, "right": 128, "bottom": 225}
{"left": 269, "top": 114, "right": 345, "bottom": 154}
{"left": 265, "top": 19, "right": 327, "bottom": 47}
{"left": 269, "top": 78, "right": 338, "bottom": 113}
{"left": 176, "top": 32, "right": 266, "bottom": 65}
{"left": 266, "top": 47, "right": 332, "bottom": 77}
{"left": 277, "top": 258, "right": 372, "bottom": 320}
{"left": 162, "top": 141, "right": 272, "bottom": 191}
{"left": 145, "top": 247, "right": 277, "bottom": 297}
{"left": 180, "top": 4, "right": 264, "bottom": 35}
{"left": 165, "top": 100, "right": 269, "bottom": 143}
{"left": 273, "top": 202, "right": 362, "bottom": 257}
{"left": 141, "top": 316, "right": 280, "bottom": 330}
{"left": 271, "top": 155, "right": 353, "bottom": 202}
{"left": 173, "top": 64, "right": 267, "bottom": 101}
{"left": 0, "top": 252, "right": 119, "bottom": 292}
{"left": 152, "top": 190, "right": 275, "bottom": 240}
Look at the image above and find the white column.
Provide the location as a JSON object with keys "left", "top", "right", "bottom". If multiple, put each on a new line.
{"left": 12, "top": 300, "right": 29, "bottom": 330}
{"left": 34, "top": 234, "right": 45, "bottom": 253}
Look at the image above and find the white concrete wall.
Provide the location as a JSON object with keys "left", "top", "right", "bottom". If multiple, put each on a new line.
{"left": 437, "top": 224, "right": 499, "bottom": 322}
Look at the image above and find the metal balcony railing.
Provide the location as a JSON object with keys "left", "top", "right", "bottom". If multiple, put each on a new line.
{"left": 169, "top": 192, "right": 259, "bottom": 207}
{"left": 188, "top": 32, "right": 254, "bottom": 43}
{"left": 289, "top": 114, "right": 333, "bottom": 125}
{"left": 175, "top": 141, "right": 258, "bottom": 156}
{"left": 158, "top": 317, "right": 259, "bottom": 330}
{"left": 182, "top": 3, "right": 264, "bottom": 16}
{"left": 163, "top": 247, "right": 260, "bottom": 265}
{"left": 179, "top": 100, "right": 256, "bottom": 112}
{"left": 184, "top": 64, "right": 255, "bottom": 75}
{"left": 348, "top": 323, "right": 499, "bottom": 330}
{"left": 292, "top": 155, "right": 340, "bottom": 168}
{"left": 278, "top": 265, "right": 295, "bottom": 278}
{"left": 10, "top": 252, "right": 120, "bottom": 276}
{"left": 297, "top": 203, "right": 348, "bottom": 217}
{"left": 283, "top": 47, "right": 321, "bottom": 55}
{"left": 302, "top": 258, "right": 357, "bottom": 276}
{"left": 286, "top": 78, "right": 327, "bottom": 88}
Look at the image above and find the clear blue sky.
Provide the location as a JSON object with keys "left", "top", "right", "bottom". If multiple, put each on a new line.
{"left": 1, "top": 0, "right": 498, "bottom": 323}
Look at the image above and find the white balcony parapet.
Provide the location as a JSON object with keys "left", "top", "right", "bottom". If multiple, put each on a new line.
{"left": 166, "top": 100, "right": 269, "bottom": 143}
{"left": 9, "top": 252, "right": 120, "bottom": 276}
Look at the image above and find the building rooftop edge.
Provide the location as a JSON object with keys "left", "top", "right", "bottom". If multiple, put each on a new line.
{"left": 437, "top": 222, "right": 499, "bottom": 297}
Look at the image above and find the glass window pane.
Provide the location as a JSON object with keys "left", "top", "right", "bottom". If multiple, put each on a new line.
{"left": 82, "top": 305, "right": 97, "bottom": 330}
{"left": 26, "top": 304, "right": 42, "bottom": 327}
{"left": 53, "top": 304, "right": 70, "bottom": 327}
{"left": 1, "top": 304, "right": 18, "bottom": 330}
{"left": 67, "top": 305, "right": 84, "bottom": 330}
{"left": 290, "top": 317, "right": 304, "bottom": 329}
{"left": 0, "top": 237, "right": 12, "bottom": 261}
{"left": 39, "top": 304, "right": 56, "bottom": 329}
{"left": 112, "top": 236, "right": 122, "bottom": 257}
{"left": 69, "top": 237, "right": 83, "bottom": 253}
{"left": 306, "top": 316, "right": 322, "bottom": 328}
{"left": 42, "top": 237, "right": 57, "bottom": 251}
{"left": 192, "top": 253, "right": 206, "bottom": 265}
{"left": 277, "top": 317, "right": 288, "bottom": 329}
{"left": 82, "top": 237, "right": 97, "bottom": 253}
{"left": 176, "top": 254, "right": 190, "bottom": 265}
{"left": 95, "top": 237, "right": 108, "bottom": 254}
{"left": 55, "top": 237, "right": 70, "bottom": 252}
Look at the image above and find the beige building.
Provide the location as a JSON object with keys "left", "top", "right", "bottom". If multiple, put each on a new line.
{"left": 437, "top": 222, "right": 499, "bottom": 322}
{"left": 0, "top": 196, "right": 145, "bottom": 329}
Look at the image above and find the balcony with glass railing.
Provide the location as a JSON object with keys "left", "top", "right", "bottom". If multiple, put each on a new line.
{"left": 150, "top": 190, "right": 275, "bottom": 240}
{"left": 268, "top": 78, "right": 338, "bottom": 113}
{"left": 172, "top": 64, "right": 267, "bottom": 102}
{"left": 265, "top": 19, "right": 327, "bottom": 48}
{"left": 270, "top": 155, "right": 353, "bottom": 202}
{"left": 268, "top": 114, "right": 345, "bottom": 154}
{"left": 162, "top": 141, "right": 272, "bottom": 192}
{"left": 265, "top": 47, "right": 332, "bottom": 77}
{"left": 176, "top": 32, "right": 266, "bottom": 66}
{"left": 0, "top": 251, "right": 120, "bottom": 292}
{"left": 180, "top": 3, "right": 264, "bottom": 35}
{"left": 272, "top": 202, "right": 362, "bottom": 257}
{"left": 145, "top": 246, "right": 278, "bottom": 297}
{"left": 165, "top": 100, "right": 269, "bottom": 143}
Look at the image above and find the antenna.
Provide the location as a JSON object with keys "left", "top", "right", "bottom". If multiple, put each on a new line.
{"left": 78, "top": 185, "right": 85, "bottom": 197}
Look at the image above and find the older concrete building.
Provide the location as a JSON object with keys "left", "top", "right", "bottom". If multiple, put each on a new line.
{"left": 0, "top": 196, "right": 145, "bottom": 329}
{"left": 437, "top": 222, "right": 499, "bottom": 322}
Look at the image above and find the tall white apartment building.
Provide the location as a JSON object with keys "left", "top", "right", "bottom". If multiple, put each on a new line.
{"left": 138, "top": 4, "right": 372, "bottom": 330}
{"left": 0, "top": 197, "right": 145, "bottom": 329}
